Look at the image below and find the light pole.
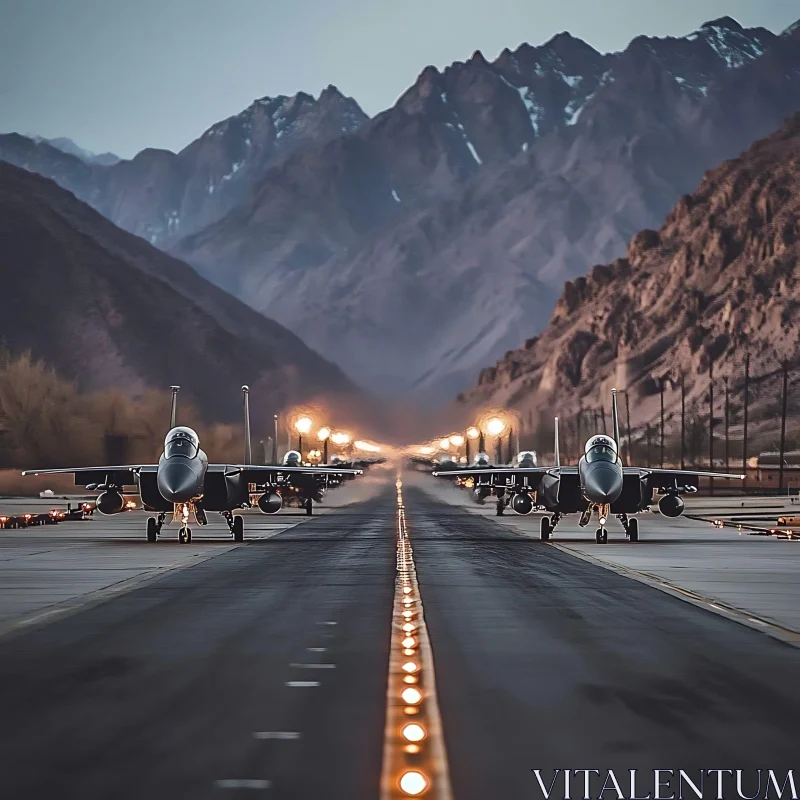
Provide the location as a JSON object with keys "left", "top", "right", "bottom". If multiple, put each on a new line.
{"left": 318, "top": 426, "right": 331, "bottom": 464}
{"left": 466, "top": 426, "right": 479, "bottom": 463}
{"left": 486, "top": 417, "right": 506, "bottom": 464}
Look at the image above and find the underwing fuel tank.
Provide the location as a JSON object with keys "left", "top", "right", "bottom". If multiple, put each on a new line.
{"left": 257, "top": 492, "right": 282, "bottom": 514}
{"left": 95, "top": 490, "right": 125, "bottom": 515}
{"left": 511, "top": 493, "right": 534, "bottom": 515}
{"left": 658, "top": 494, "right": 685, "bottom": 517}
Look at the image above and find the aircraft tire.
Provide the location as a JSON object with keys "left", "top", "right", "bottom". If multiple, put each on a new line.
{"left": 595, "top": 528, "right": 607, "bottom": 544}
{"left": 628, "top": 518, "right": 639, "bottom": 542}
{"left": 233, "top": 515, "right": 244, "bottom": 542}
{"left": 179, "top": 528, "right": 191, "bottom": 545}
{"left": 540, "top": 517, "right": 551, "bottom": 541}
{"left": 305, "top": 499, "right": 313, "bottom": 516}
{"left": 146, "top": 517, "right": 157, "bottom": 543}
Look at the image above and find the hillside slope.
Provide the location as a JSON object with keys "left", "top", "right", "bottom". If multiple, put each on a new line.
{"left": 460, "top": 113, "right": 800, "bottom": 428}
{"left": 0, "top": 162, "right": 358, "bottom": 424}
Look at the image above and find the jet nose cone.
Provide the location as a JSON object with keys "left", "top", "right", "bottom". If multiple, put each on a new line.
{"left": 157, "top": 461, "right": 199, "bottom": 503}
{"left": 584, "top": 464, "right": 623, "bottom": 504}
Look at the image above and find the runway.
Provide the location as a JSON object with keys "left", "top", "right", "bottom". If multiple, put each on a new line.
{"left": 0, "top": 487, "right": 396, "bottom": 800}
{"left": 2, "top": 475, "right": 800, "bottom": 799}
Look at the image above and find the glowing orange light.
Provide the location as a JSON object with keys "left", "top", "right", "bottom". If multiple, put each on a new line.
{"left": 401, "top": 687, "right": 423, "bottom": 705}
{"left": 294, "top": 416, "right": 313, "bottom": 435}
{"left": 402, "top": 723, "right": 426, "bottom": 742}
{"left": 403, "top": 675, "right": 418, "bottom": 684}
{"left": 402, "top": 661, "right": 419, "bottom": 674}
{"left": 399, "top": 770, "right": 429, "bottom": 795}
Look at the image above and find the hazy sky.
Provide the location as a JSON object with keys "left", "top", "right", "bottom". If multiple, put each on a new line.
{"left": 1, "top": 0, "right": 797, "bottom": 158}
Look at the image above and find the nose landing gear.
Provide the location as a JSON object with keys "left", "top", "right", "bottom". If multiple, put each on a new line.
{"left": 594, "top": 504, "right": 610, "bottom": 544}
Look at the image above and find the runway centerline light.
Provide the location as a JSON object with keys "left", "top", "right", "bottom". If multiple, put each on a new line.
{"left": 402, "top": 661, "right": 419, "bottom": 674}
{"left": 399, "top": 770, "right": 429, "bottom": 795}
{"left": 403, "top": 675, "right": 418, "bottom": 684}
{"left": 403, "top": 648, "right": 416, "bottom": 656}
{"left": 402, "top": 637, "right": 417, "bottom": 648}
{"left": 402, "top": 723, "right": 426, "bottom": 742}
{"left": 401, "top": 687, "right": 423, "bottom": 704}
{"left": 403, "top": 587, "right": 412, "bottom": 595}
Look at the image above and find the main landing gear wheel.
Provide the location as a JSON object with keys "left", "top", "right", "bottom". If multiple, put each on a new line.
{"left": 179, "top": 528, "right": 192, "bottom": 545}
{"left": 540, "top": 516, "right": 551, "bottom": 541}
{"left": 305, "top": 498, "right": 313, "bottom": 516}
{"left": 595, "top": 528, "right": 608, "bottom": 544}
{"left": 496, "top": 498, "right": 506, "bottom": 516}
{"left": 233, "top": 515, "right": 244, "bottom": 542}
{"left": 146, "top": 517, "right": 157, "bottom": 543}
{"left": 627, "top": 518, "right": 639, "bottom": 542}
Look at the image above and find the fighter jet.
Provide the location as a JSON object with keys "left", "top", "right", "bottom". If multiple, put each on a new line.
{"left": 258, "top": 449, "right": 361, "bottom": 516}
{"left": 433, "top": 389, "right": 743, "bottom": 544}
{"left": 22, "top": 386, "right": 361, "bottom": 542}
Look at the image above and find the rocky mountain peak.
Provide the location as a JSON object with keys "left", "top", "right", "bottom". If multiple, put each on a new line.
{"left": 700, "top": 16, "right": 744, "bottom": 32}
{"left": 458, "top": 112, "right": 800, "bottom": 422}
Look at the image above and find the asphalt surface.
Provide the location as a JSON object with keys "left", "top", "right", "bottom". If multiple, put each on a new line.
{"left": 0, "top": 488, "right": 396, "bottom": 800}
{"left": 407, "top": 486, "right": 800, "bottom": 800}
{"left": 4, "top": 481, "right": 800, "bottom": 800}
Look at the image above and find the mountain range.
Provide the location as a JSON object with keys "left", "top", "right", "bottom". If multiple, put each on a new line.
{"left": 0, "top": 161, "right": 358, "bottom": 426}
{"left": 2, "top": 16, "right": 799, "bottom": 402}
{"left": 459, "top": 112, "right": 800, "bottom": 436}
{"left": 31, "top": 136, "right": 121, "bottom": 166}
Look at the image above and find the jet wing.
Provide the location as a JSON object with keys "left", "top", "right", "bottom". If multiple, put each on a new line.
{"left": 432, "top": 466, "right": 568, "bottom": 478}
{"left": 21, "top": 466, "right": 152, "bottom": 486}
{"left": 623, "top": 467, "right": 745, "bottom": 488}
{"left": 223, "top": 465, "right": 362, "bottom": 479}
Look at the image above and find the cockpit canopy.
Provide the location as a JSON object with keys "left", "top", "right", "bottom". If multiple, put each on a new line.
{"left": 517, "top": 450, "right": 537, "bottom": 466}
{"left": 584, "top": 435, "right": 618, "bottom": 463}
{"left": 283, "top": 450, "right": 302, "bottom": 466}
{"left": 164, "top": 426, "right": 200, "bottom": 459}
{"left": 474, "top": 453, "right": 490, "bottom": 466}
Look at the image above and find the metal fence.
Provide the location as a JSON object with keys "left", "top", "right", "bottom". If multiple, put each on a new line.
{"left": 517, "top": 357, "right": 800, "bottom": 494}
